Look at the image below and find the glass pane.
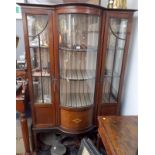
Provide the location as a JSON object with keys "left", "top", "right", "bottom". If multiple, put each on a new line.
{"left": 102, "top": 18, "right": 128, "bottom": 103}
{"left": 59, "top": 14, "right": 100, "bottom": 108}
{"left": 33, "top": 77, "right": 51, "bottom": 103}
{"left": 27, "top": 15, "right": 52, "bottom": 104}
{"left": 27, "top": 15, "right": 49, "bottom": 47}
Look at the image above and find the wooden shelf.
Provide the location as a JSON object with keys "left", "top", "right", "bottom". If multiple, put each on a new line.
{"left": 60, "top": 69, "right": 96, "bottom": 80}
{"left": 60, "top": 93, "right": 94, "bottom": 108}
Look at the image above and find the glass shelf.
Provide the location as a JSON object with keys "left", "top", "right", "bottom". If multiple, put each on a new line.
{"left": 32, "top": 71, "right": 50, "bottom": 77}
{"left": 104, "top": 70, "right": 120, "bottom": 77}
{"left": 59, "top": 47, "right": 97, "bottom": 52}
{"left": 60, "top": 78, "right": 95, "bottom": 108}
{"left": 60, "top": 69, "right": 95, "bottom": 80}
{"left": 30, "top": 45, "right": 49, "bottom": 48}
{"left": 60, "top": 93, "right": 93, "bottom": 108}
{"left": 32, "top": 68, "right": 50, "bottom": 77}
{"left": 33, "top": 95, "right": 51, "bottom": 103}
{"left": 107, "top": 47, "right": 124, "bottom": 51}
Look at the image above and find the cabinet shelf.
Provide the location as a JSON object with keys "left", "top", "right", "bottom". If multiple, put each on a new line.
{"left": 60, "top": 93, "right": 93, "bottom": 108}
{"left": 104, "top": 74, "right": 120, "bottom": 78}
{"left": 32, "top": 71, "right": 50, "bottom": 77}
{"left": 59, "top": 47, "right": 97, "bottom": 52}
{"left": 107, "top": 47, "right": 124, "bottom": 51}
{"left": 30, "top": 45, "right": 49, "bottom": 48}
{"left": 104, "top": 70, "right": 120, "bottom": 78}
{"left": 34, "top": 96, "right": 51, "bottom": 103}
{"left": 60, "top": 70, "right": 96, "bottom": 80}
{"left": 66, "top": 30, "right": 99, "bottom": 33}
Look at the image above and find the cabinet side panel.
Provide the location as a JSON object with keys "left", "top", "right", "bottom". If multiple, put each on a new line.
{"left": 98, "top": 11, "right": 134, "bottom": 115}
{"left": 34, "top": 106, "right": 55, "bottom": 126}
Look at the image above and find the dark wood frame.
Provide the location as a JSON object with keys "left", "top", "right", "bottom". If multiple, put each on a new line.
{"left": 18, "top": 2, "right": 136, "bottom": 151}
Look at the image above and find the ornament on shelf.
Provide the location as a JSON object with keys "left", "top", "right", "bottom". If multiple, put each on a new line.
{"left": 107, "top": 0, "right": 127, "bottom": 9}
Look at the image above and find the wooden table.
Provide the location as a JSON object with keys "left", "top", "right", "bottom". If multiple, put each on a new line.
{"left": 97, "top": 116, "right": 138, "bottom": 155}
{"left": 16, "top": 81, "right": 30, "bottom": 115}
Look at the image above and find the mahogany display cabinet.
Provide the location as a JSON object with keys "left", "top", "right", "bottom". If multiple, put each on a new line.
{"left": 18, "top": 2, "right": 136, "bottom": 139}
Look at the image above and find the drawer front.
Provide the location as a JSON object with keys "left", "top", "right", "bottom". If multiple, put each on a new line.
{"left": 60, "top": 108, "right": 93, "bottom": 131}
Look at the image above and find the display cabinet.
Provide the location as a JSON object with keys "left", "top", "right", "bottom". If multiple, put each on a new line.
{"left": 18, "top": 2, "right": 136, "bottom": 142}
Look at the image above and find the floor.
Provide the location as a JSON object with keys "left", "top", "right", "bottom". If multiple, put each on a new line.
{"left": 16, "top": 117, "right": 32, "bottom": 155}
{"left": 16, "top": 116, "right": 104, "bottom": 155}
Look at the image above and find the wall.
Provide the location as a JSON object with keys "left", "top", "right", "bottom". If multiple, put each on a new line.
{"left": 121, "top": 1, "right": 138, "bottom": 115}
{"left": 16, "top": 19, "right": 25, "bottom": 60}
{"left": 100, "top": 0, "right": 138, "bottom": 115}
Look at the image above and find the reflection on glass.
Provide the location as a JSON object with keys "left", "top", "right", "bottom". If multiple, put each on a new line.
{"left": 33, "top": 77, "right": 51, "bottom": 103}
{"left": 102, "top": 18, "right": 128, "bottom": 103}
{"left": 27, "top": 15, "right": 49, "bottom": 47}
{"left": 27, "top": 15, "right": 52, "bottom": 104}
{"left": 59, "top": 14, "right": 100, "bottom": 108}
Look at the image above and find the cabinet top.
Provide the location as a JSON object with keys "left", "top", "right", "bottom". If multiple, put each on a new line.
{"left": 17, "top": 2, "right": 137, "bottom": 12}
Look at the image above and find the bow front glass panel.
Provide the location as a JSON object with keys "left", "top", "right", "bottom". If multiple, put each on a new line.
{"left": 58, "top": 14, "right": 100, "bottom": 108}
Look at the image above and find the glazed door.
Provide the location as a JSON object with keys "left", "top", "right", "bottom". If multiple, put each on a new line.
{"left": 23, "top": 10, "right": 56, "bottom": 127}
{"left": 99, "top": 12, "right": 133, "bottom": 115}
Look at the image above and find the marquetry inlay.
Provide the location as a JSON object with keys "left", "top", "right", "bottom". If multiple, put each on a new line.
{"left": 72, "top": 118, "right": 82, "bottom": 124}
